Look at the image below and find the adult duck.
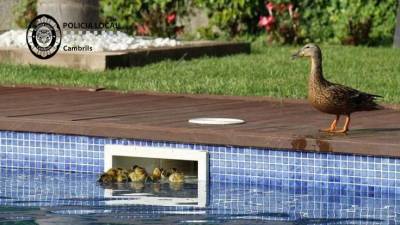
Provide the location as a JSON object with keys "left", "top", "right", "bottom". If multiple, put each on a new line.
{"left": 292, "top": 44, "right": 382, "bottom": 133}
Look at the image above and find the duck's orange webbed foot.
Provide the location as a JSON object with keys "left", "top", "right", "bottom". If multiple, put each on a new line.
{"left": 331, "top": 115, "right": 350, "bottom": 134}
{"left": 319, "top": 128, "right": 335, "bottom": 132}
{"left": 319, "top": 127, "right": 335, "bottom": 132}
{"left": 319, "top": 115, "right": 339, "bottom": 133}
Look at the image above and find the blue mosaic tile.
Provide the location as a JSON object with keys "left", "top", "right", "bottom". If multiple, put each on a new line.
{"left": 0, "top": 130, "right": 399, "bottom": 191}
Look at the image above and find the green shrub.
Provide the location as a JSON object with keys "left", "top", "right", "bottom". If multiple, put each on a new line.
{"left": 14, "top": 0, "right": 37, "bottom": 28}
{"left": 196, "top": 0, "right": 264, "bottom": 37}
{"left": 100, "top": 0, "right": 194, "bottom": 37}
{"left": 295, "top": 0, "right": 334, "bottom": 43}
{"left": 99, "top": 0, "right": 142, "bottom": 33}
{"left": 12, "top": 0, "right": 399, "bottom": 45}
{"left": 197, "top": 0, "right": 398, "bottom": 45}
{"left": 326, "top": 0, "right": 398, "bottom": 45}
{"left": 257, "top": 1, "right": 302, "bottom": 44}
{"left": 14, "top": 0, "right": 193, "bottom": 37}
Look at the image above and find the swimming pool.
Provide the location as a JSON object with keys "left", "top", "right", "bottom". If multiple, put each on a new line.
{"left": 1, "top": 129, "right": 400, "bottom": 224}
{"left": 0, "top": 168, "right": 398, "bottom": 225}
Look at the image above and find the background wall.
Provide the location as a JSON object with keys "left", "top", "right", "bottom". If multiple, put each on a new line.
{"left": 0, "top": 0, "right": 21, "bottom": 32}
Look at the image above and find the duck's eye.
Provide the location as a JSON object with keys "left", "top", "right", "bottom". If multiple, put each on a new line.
{"left": 305, "top": 46, "right": 310, "bottom": 49}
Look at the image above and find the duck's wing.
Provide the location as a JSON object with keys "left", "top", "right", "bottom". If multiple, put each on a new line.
{"left": 326, "top": 82, "right": 383, "bottom": 111}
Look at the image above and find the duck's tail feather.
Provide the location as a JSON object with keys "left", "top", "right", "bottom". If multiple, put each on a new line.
{"left": 359, "top": 92, "right": 384, "bottom": 111}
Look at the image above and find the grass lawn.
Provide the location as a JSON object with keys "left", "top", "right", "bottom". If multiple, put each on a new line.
{"left": 0, "top": 44, "right": 399, "bottom": 103}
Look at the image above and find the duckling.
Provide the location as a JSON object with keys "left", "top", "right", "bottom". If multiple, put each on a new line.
{"left": 128, "top": 165, "right": 147, "bottom": 182}
{"left": 117, "top": 168, "right": 129, "bottom": 175}
{"left": 105, "top": 168, "right": 118, "bottom": 176}
{"left": 161, "top": 168, "right": 174, "bottom": 180}
{"left": 292, "top": 44, "right": 382, "bottom": 133}
{"left": 97, "top": 173, "right": 114, "bottom": 183}
{"left": 115, "top": 168, "right": 129, "bottom": 183}
{"left": 98, "top": 168, "right": 130, "bottom": 183}
{"left": 98, "top": 168, "right": 119, "bottom": 183}
{"left": 168, "top": 168, "right": 185, "bottom": 183}
{"left": 147, "top": 167, "right": 163, "bottom": 182}
{"left": 117, "top": 167, "right": 128, "bottom": 173}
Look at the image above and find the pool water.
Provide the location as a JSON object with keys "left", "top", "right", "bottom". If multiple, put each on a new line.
{"left": 0, "top": 168, "right": 398, "bottom": 225}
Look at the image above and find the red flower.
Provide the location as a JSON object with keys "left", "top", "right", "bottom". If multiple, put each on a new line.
{"left": 266, "top": 16, "right": 276, "bottom": 26}
{"left": 288, "top": 3, "right": 294, "bottom": 18}
{"left": 288, "top": 3, "right": 294, "bottom": 11}
{"left": 166, "top": 12, "right": 176, "bottom": 24}
{"left": 266, "top": 2, "right": 275, "bottom": 16}
{"left": 259, "top": 15, "right": 275, "bottom": 30}
{"left": 136, "top": 24, "right": 150, "bottom": 35}
{"left": 266, "top": 2, "right": 274, "bottom": 12}
{"left": 265, "top": 16, "right": 276, "bottom": 31}
{"left": 258, "top": 16, "right": 268, "bottom": 27}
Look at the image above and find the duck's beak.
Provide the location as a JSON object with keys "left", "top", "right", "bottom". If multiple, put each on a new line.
{"left": 291, "top": 51, "right": 300, "bottom": 60}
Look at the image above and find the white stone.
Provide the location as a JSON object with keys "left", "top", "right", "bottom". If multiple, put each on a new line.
{"left": 0, "top": 30, "right": 180, "bottom": 51}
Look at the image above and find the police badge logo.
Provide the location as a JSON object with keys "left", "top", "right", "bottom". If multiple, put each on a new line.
{"left": 26, "top": 14, "right": 62, "bottom": 59}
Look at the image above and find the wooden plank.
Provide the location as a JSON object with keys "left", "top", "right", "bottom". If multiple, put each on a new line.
{"left": 70, "top": 98, "right": 239, "bottom": 122}
{"left": 3, "top": 93, "right": 170, "bottom": 116}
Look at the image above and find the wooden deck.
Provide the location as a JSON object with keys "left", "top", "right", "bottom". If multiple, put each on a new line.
{"left": 0, "top": 86, "right": 399, "bottom": 158}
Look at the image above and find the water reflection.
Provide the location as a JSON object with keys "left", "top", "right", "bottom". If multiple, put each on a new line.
{"left": 0, "top": 168, "right": 399, "bottom": 224}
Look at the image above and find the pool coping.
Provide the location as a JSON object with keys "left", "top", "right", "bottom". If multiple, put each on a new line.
{"left": 0, "top": 86, "right": 399, "bottom": 158}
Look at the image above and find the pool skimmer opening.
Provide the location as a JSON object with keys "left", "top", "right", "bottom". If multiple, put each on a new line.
{"left": 104, "top": 145, "right": 208, "bottom": 207}
{"left": 188, "top": 117, "right": 245, "bottom": 125}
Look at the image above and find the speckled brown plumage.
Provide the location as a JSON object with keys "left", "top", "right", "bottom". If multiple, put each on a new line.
{"left": 292, "top": 44, "right": 383, "bottom": 133}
